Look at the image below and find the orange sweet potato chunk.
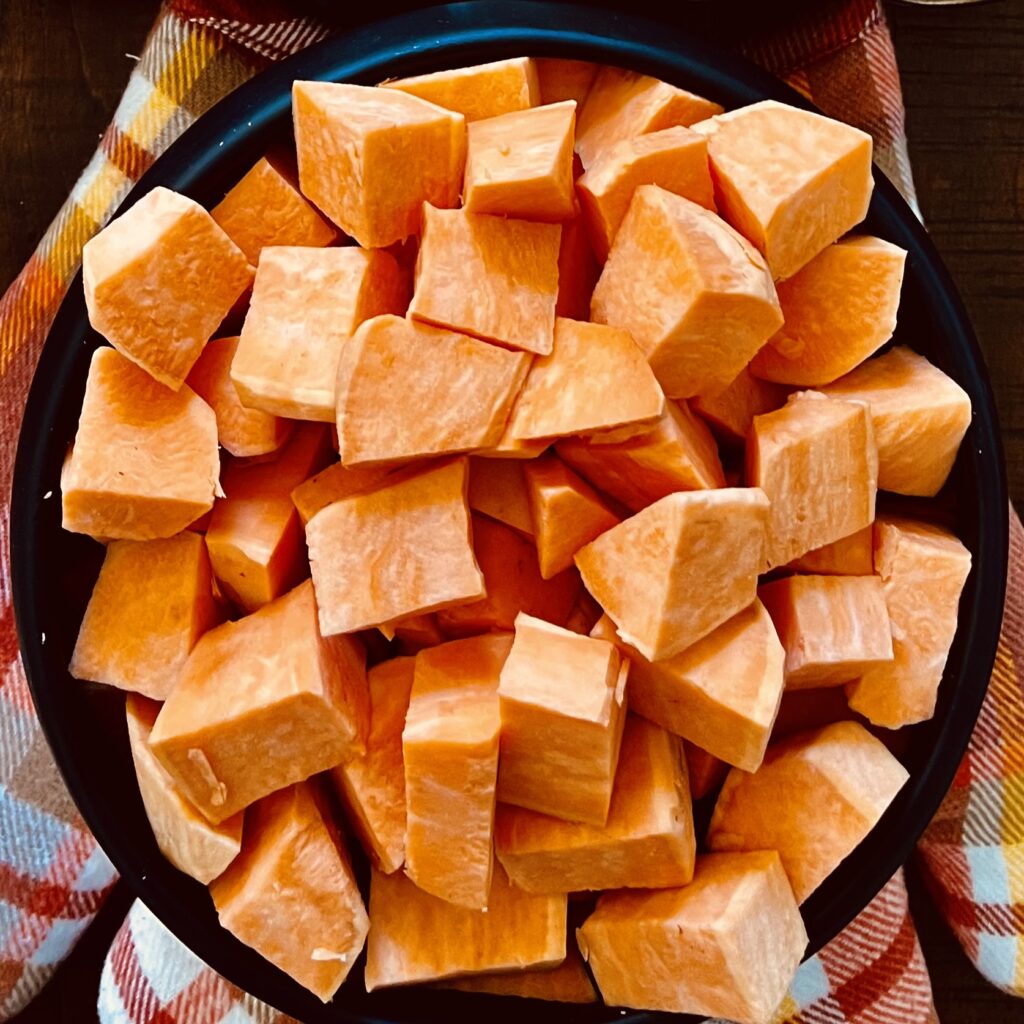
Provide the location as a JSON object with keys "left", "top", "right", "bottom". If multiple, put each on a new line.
{"left": 382, "top": 57, "right": 539, "bottom": 122}
{"left": 438, "top": 946, "right": 597, "bottom": 1003}
{"left": 693, "top": 100, "right": 873, "bottom": 281}
{"left": 821, "top": 347, "right": 972, "bottom": 497}
{"left": 293, "top": 81, "right": 465, "bottom": 248}
{"left": 555, "top": 214, "right": 601, "bottom": 319}
{"left": 211, "top": 782, "right": 368, "bottom": 1002}
{"left": 578, "top": 851, "right": 807, "bottom": 1023}
{"left": 126, "top": 694, "right": 242, "bottom": 883}
{"left": 232, "top": 247, "right": 408, "bottom": 422}
{"left": 535, "top": 58, "right": 598, "bottom": 107}
{"left": 465, "top": 101, "right": 577, "bottom": 221}
{"left": 497, "top": 614, "right": 627, "bottom": 826}
{"left": 788, "top": 526, "right": 874, "bottom": 576}
{"left": 575, "top": 67, "right": 722, "bottom": 170}
{"left": 576, "top": 488, "right": 769, "bottom": 662}
{"left": 410, "top": 204, "right": 561, "bottom": 355}
{"left": 291, "top": 461, "right": 395, "bottom": 526}
{"left": 759, "top": 575, "right": 893, "bottom": 689}
{"left": 70, "top": 533, "right": 220, "bottom": 700}
{"left": 391, "top": 614, "right": 447, "bottom": 654}
{"left": 307, "top": 458, "right": 484, "bottom": 635}
{"left": 83, "top": 186, "right": 252, "bottom": 389}
{"left": 210, "top": 151, "right": 337, "bottom": 263}
{"left": 685, "top": 743, "right": 729, "bottom": 800}
{"left": 692, "top": 366, "right": 788, "bottom": 446}
{"left": 846, "top": 516, "right": 971, "bottom": 727}
{"left": 748, "top": 392, "right": 878, "bottom": 568}
{"left": 331, "top": 657, "right": 414, "bottom": 874}
{"left": 468, "top": 457, "right": 535, "bottom": 536}
{"left": 335, "top": 315, "right": 530, "bottom": 466}
{"left": 150, "top": 580, "right": 368, "bottom": 823}
{"left": 496, "top": 715, "right": 695, "bottom": 893}
{"left": 404, "top": 634, "right": 508, "bottom": 908}
{"left": 364, "top": 863, "right": 566, "bottom": 990}
{"left": 577, "top": 125, "right": 715, "bottom": 261}
{"left": 591, "top": 186, "right": 782, "bottom": 398}
{"left": 63, "top": 348, "right": 220, "bottom": 540}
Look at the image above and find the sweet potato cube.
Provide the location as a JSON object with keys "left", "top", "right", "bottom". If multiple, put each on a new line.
{"left": 576, "top": 488, "right": 769, "bottom": 662}
{"left": 575, "top": 67, "right": 722, "bottom": 170}
{"left": 708, "top": 721, "right": 909, "bottom": 901}
{"left": 293, "top": 81, "right": 465, "bottom": 247}
{"left": 82, "top": 186, "right": 252, "bottom": 389}
{"left": 496, "top": 716, "right": 695, "bottom": 892}
{"left": 126, "top": 695, "right": 241, "bottom": 883}
{"left": 210, "top": 151, "right": 336, "bottom": 263}
{"left": 591, "top": 186, "right": 783, "bottom": 398}
{"left": 557, "top": 400, "right": 724, "bottom": 511}
{"left": 788, "top": 526, "right": 874, "bottom": 576}
{"left": 468, "top": 457, "right": 535, "bottom": 536}
{"left": 210, "top": 782, "right": 368, "bottom": 1002}
{"left": 331, "top": 657, "right": 414, "bottom": 874}
{"left": 846, "top": 517, "right": 971, "bottom": 727}
{"left": 439, "top": 946, "right": 597, "bottom": 1003}
{"left": 555, "top": 214, "right": 600, "bottom": 319}
{"left": 291, "top": 461, "right": 394, "bottom": 525}
{"left": 475, "top": 434, "right": 549, "bottom": 460}
{"left": 409, "top": 205, "right": 561, "bottom": 355}
{"left": 693, "top": 100, "right": 873, "bottom": 281}
{"left": 577, "top": 851, "right": 807, "bottom": 1023}
{"left": 307, "top": 458, "right": 484, "bottom": 635}
{"left": 232, "top": 247, "right": 408, "bottom": 422}
{"left": 536, "top": 58, "right": 597, "bottom": 107}
{"left": 149, "top": 580, "right": 368, "bottom": 823}
{"left": 70, "top": 533, "right": 219, "bottom": 700}
{"left": 465, "top": 101, "right": 577, "bottom": 221}
{"left": 497, "top": 614, "right": 627, "bottom": 826}
{"left": 336, "top": 315, "right": 530, "bottom": 466}
{"left": 391, "top": 614, "right": 446, "bottom": 654}
{"left": 591, "top": 599, "right": 784, "bottom": 771}
{"left": 748, "top": 391, "right": 878, "bottom": 568}
{"left": 364, "top": 863, "right": 566, "bottom": 990}
{"left": 685, "top": 743, "right": 729, "bottom": 800}
{"left": 821, "top": 347, "right": 973, "bottom": 497}
{"left": 577, "top": 126, "right": 715, "bottom": 260}
{"left": 382, "top": 57, "right": 539, "bottom": 122}
{"left": 523, "top": 455, "right": 619, "bottom": 578}
{"left": 404, "top": 634, "right": 508, "bottom": 908}
{"left": 692, "top": 366, "right": 788, "bottom": 446}
{"left": 63, "top": 348, "right": 220, "bottom": 540}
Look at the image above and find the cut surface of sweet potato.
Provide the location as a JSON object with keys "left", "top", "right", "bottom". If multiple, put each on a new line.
{"left": 438, "top": 946, "right": 597, "bottom": 1003}
{"left": 555, "top": 214, "right": 601, "bottom": 319}
{"left": 788, "top": 526, "right": 874, "bottom": 576}
{"left": 467, "top": 457, "right": 535, "bottom": 536}
{"left": 692, "top": 366, "right": 788, "bottom": 446}
{"left": 291, "top": 461, "right": 394, "bottom": 525}
{"left": 535, "top": 58, "right": 597, "bottom": 107}
{"left": 685, "top": 743, "right": 730, "bottom": 800}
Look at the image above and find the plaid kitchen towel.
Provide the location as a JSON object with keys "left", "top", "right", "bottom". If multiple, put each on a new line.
{"left": 0, "top": 1, "right": 1019, "bottom": 1022}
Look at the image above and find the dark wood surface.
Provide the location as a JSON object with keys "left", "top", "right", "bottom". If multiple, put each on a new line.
{"left": 2, "top": 1, "right": 1023, "bottom": 1022}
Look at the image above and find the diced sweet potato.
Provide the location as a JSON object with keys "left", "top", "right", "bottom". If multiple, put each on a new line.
{"left": 210, "top": 782, "right": 368, "bottom": 1002}
{"left": 293, "top": 81, "right": 465, "bottom": 247}
{"left": 382, "top": 57, "right": 539, "bottom": 122}
{"left": 577, "top": 851, "right": 807, "bottom": 1024}
{"left": 820, "top": 347, "right": 972, "bottom": 497}
{"left": 535, "top": 58, "right": 597, "bottom": 107}
{"left": 496, "top": 716, "right": 695, "bottom": 893}
{"left": 557, "top": 400, "right": 725, "bottom": 511}
{"left": 577, "top": 126, "right": 715, "bottom": 260}
{"left": 751, "top": 237, "right": 907, "bottom": 386}
{"left": 70, "top": 533, "right": 220, "bottom": 700}
{"left": 846, "top": 517, "right": 971, "bottom": 727}
{"left": 707, "top": 721, "right": 909, "bottom": 902}
{"left": 576, "top": 488, "right": 769, "bottom": 662}
{"left": 331, "top": 657, "right": 414, "bottom": 874}
{"left": 575, "top": 67, "right": 722, "bottom": 170}
{"left": 788, "top": 526, "right": 874, "bottom": 576}
{"left": 335, "top": 315, "right": 530, "bottom": 466}
{"left": 307, "top": 458, "right": 484, "bottom": 635}
{"left": 82, "top": 186, "right": 252, "bottom": 389}
{"left": 692, "top": 366, "right": 788, "bottom": 446}
{"left": 232, "top": 247, "right": 408, "bottom": 422}
{"left": 149, "top": 580, "right": 368, "bottom": 823}
{"left": 748, "top": 391, "right": 878, "bottom": 568}
{"left": 438, "top": 947, "right": 597, "bottom": 1003}
{"left": 126, "top": 695, "right": 241, "bottom": 883}
{"left": 759, "top": 575, "right": 893, "bottom": 688}
{"left": 62, "top": 348, "right": 219, "bottom": 540}
{"left": 591, "top": 186, "right": 783, "bottom": 398}
{"left": 409, "top": 205, "right": 561, "bottom": 355}
{"left": 523, "top": 455, "right": 619, "bottom": 578}
{"left": 210, "top": 151, "right": 337, "bottom": 263}
{"left": 391, "top": 614, "right": 446, "bottom": 654}
{"left": 498, "top": 613, "right": 627, "bottom": 826}
{"left": 555, "top": 215, "right": 601, "bottom": 319}
{"left": 468, "top": 457, "right": 535, "bottom": 536}
{"left": 685, "top": 743, "right": 729, "bottom": 800}
{"left": 364, "top": 863, "right": 566, "bottom": 990}
{"left": 692, "top": 100, "right": 873, "bottom": 281}
{"left": 291, "top": 461, "right": 394, "bottom": 525}
{"left": 404, "top": 634, "right": 508, "bottom": 908}
{"left": 590, "top": 599, "right": 784, "bottom": 772}
{"left": 464, "top": 101, "right": 577, "bottom": 221}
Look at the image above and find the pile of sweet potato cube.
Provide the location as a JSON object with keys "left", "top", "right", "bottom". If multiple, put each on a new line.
{"left": 63, "top": 56, "right": 973, "bottom": 1023}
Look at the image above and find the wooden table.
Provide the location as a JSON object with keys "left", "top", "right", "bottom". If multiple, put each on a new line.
{"left": 2, "top": 1, "right": 1022, "bottom": 1021}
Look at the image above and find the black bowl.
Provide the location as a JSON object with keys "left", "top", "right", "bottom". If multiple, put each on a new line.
{"left": 10, "top": 3, "right": 1008, "bottom": 1022}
